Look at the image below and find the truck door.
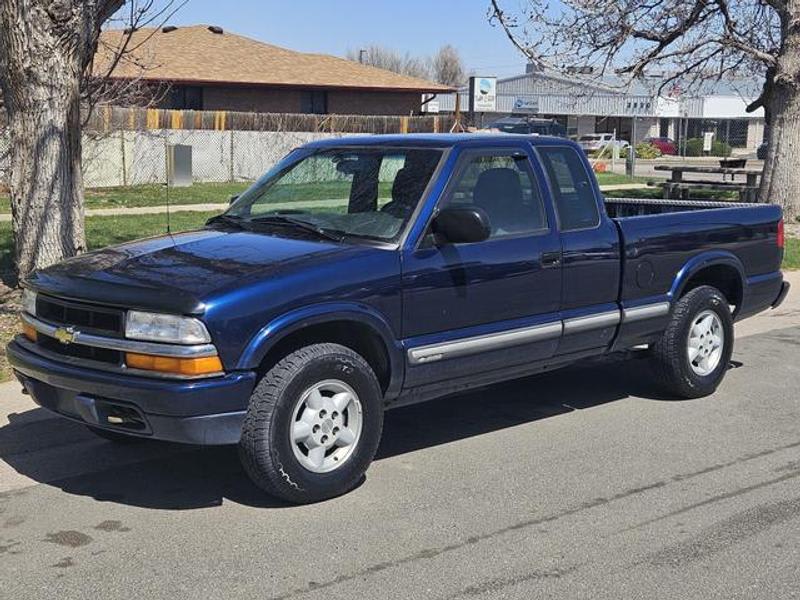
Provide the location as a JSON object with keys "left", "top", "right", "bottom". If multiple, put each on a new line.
{"left": 401, "top": 145, "right": 562, "bottom": 388}
{"left": 536, "top": 144, "right": 622, "bottom": 355}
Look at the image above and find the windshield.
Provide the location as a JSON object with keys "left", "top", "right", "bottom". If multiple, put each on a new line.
{"left": 225, "top": 147, "right": 443, "bottom": 242}
{"left": 579, "top": 135, "right": 602, "bottom": 141}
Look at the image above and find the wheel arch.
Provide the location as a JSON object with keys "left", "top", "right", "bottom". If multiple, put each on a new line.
{"left": 670, "top": 251, "right": 745, "bottom": 314}
{"left": 236, "top": 303, "right": 404, "bottom": 399}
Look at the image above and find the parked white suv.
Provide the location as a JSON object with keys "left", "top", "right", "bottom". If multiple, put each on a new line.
{"left": 578, "top": 133, "right": 630, "bottom": 152}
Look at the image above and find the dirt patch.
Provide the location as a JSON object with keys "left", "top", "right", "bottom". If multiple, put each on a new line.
{"left": 42, "top": 531, "right": 93, "bottom": 548}
{"left": 94, "top": 520, "right": 130, "bottom": 533}
{"left": 0, "top": 288, "right": 20, "bottom": 383}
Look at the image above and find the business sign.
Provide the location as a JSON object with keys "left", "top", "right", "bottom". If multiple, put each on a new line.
{"left": 469, "top": 76, "right": 497, "bottom": 112}
{"left": 512, "top": 97, "right": 539, "bottom": 114}
{"left": 424, "top": 99, "right": 440, "bottom": 113}
{"left": 703, "top": 131, "right": 715, "bottom": 152}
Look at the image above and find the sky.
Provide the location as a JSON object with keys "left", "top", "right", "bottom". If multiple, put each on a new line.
{"left": 161, "top": 0, "right": 529, "bottom": 78}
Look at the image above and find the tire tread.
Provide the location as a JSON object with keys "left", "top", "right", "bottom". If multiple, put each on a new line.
{"left": 239, "top": 343, "right": 382, "bottom": 503}
{"left": 651, "top": 285, "right": 733, "bottom": 399}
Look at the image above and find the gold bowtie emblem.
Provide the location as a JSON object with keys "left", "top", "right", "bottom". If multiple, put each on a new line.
{"left": 53, "top": 327, "right": 77, "bottom": 345}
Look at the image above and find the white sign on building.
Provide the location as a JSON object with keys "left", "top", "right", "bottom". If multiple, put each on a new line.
{"left": 469, "top": 76, "right": 497, "bottom": 112}
{"left": 512, "top": 97, "right": 539, "bottom": 114}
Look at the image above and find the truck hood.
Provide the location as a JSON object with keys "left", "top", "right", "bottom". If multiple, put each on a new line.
{"left": 25, "top": 229, "right": 364, "bottom": 315}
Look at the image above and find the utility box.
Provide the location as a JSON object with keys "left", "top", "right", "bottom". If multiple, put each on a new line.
{"left": 626, "top": 145, "right": 636, "bottom": 177}
{"left": 167, "top": 144, "right": 192, "bottom": 187}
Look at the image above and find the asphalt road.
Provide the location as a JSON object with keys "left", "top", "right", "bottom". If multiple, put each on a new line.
{"left": 1, "top": 275, "right": 798, "bottom": 600}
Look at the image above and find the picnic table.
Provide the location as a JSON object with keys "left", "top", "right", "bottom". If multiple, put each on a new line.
{"left": 650, "top": 164, "right": 762, "bottom": 202}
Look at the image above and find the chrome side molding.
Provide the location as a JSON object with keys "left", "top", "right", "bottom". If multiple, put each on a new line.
{"left": 622, "top": 302, "right": 671, "bottom": 323}
{"left": 408, "top": 321, "right": 563, "bottom": 365}
{"left": 562, "top": 310, "right": 620, "bottom": 335}
{"left": 407, "top": 301, "right": 670, "bottom": 365}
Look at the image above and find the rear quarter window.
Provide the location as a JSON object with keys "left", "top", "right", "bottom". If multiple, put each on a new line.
{"left": 538, "top": 146, "right": 600, "bottom": 231}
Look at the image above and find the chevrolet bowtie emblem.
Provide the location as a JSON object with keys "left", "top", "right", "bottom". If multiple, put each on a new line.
{"left": 53, "top": 327, "right": 77, "bottom": 345}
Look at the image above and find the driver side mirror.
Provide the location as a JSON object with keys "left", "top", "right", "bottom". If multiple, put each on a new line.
{"left": 431, "top": 206, "right": 491, "bottom": 245}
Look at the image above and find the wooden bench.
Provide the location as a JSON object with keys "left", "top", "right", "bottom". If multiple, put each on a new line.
{"left": 648, "top": 181, "right": 758, "bottom": 202}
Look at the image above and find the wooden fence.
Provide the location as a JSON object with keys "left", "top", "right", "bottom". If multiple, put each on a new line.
{"left": 85, "top": 106, "right": 457, "bottom": 135}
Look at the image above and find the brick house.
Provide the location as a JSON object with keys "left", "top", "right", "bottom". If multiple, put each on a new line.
{"left": 97, "top": 25, "right": 451, "bottom": 116}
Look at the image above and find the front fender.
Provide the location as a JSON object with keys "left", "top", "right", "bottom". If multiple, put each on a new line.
{"left": 669, "top": 250, "right": 745, "bottom": 301}
{"left": 235, "top": 302, "right": 405, "bottom": 397}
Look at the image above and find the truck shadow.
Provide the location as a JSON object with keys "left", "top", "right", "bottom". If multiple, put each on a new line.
{"left": 0, "top": 354, "right": 685, "bottom": 510}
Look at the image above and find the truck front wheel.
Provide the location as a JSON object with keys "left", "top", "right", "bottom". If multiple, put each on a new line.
{"left": 239, "top": 343, "right": 384, "bottom": 504}
{"left": 651, "top": 285, "right": 734, "bottom": 399}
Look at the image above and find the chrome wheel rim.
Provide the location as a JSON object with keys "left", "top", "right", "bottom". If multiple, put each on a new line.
{"left": 687, "top": 310, "right": 725, "bottom": 376}
{"left": 290, "top": 379, "right": 363, "bottom": 473}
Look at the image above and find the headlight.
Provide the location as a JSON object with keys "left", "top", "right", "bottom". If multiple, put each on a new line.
{"left": 125, "top": 311, "right": 211, "bottom": 345}
{"left": 21, "top": 289, "right": 37, "bottom": 316}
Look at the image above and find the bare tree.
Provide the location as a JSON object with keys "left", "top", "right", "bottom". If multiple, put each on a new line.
{"left": 0, "top": 1, "right": 183, "bottom": 280}
{"left": 432, "top": 45, "right": 465, "bottom": 87}
{"left": 86, "top": 1, "right": 184, "bottom": 116}
{"left": 347, "top": 45, "right": 432, "bottom": 80}
{"left": 490, "top": 0, "right": 799, "bottom": 219}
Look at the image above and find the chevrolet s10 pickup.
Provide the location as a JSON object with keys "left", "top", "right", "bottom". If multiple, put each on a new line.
{"left": 8, "top": 134, "right": 789, "bottom": 503}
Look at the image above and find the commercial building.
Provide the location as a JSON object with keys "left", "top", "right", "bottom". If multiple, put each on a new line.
{"left": 96, "top": 25, "right": 451, "bottom": 116}
{"left": 434, "top": 65, "right": 765, "bottom": 152}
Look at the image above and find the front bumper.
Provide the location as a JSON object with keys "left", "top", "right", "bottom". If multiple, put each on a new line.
{"left": 7, "top": 339, "right": 256, "bottom": 445}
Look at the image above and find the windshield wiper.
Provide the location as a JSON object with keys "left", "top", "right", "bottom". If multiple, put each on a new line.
{"left": 206, "top": 214, "right": 249, "bottom": 229}
{"left": 249, "top": 215, "right": 344, "bottom": 242}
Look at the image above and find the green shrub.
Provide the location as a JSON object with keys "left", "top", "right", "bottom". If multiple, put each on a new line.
{"left": 621, "top": 142, "right": 662, "bottom": 159}
{"left": 683, "top": 137, "right": 732, "bottom": 157}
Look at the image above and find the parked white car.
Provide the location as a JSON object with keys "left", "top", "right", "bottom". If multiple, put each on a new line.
{"left": 578, "top": 133, "right": 630, "bottom": 153}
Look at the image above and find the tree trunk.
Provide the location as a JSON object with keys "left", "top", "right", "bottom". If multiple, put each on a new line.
{"left": 758, "top": 4, "right": 800, "bottom": 221}
{"left": 759, "top": 86, "right": 800, "bottom": 221}
{"left": 6, "top": 82, "right": 87, "bottom": 279}
{"left": 0, "top": 0, "right": 119, "bottom": 280}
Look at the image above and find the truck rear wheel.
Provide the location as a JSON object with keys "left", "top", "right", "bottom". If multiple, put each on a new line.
{"left": 651, "top": 285, "right": 734, "bottom": 399}
{"left": 239, "top": 343, "right": 384, "bottom": 504}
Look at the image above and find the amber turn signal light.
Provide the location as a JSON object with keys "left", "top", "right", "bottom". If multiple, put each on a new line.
{"left": 21, "top": 320, "right": 37, "bottom": 342}
{"left": 125, "top": 352, "right": 223, "bottom": 376}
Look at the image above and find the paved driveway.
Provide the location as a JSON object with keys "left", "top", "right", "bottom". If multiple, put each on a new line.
{"left": 0, "top": 275, "right": 798, "bottom": 599}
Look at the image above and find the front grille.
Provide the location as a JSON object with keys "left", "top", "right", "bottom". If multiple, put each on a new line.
{"left": 37, "top": 295, "right": 124, "bottom": 337}
{"left": 37, "top": 334, "right": 122, "bottom": 365}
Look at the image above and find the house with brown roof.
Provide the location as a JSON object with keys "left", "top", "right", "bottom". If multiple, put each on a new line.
{"left": 96, "top": 25, "right": 452, "bottom": 116}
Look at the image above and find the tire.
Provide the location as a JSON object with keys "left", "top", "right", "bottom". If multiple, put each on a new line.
{"left": 651, "top": 285, "right": 734, "bottom": 399}
{"left": 239, "top": 343, "right": 384, "bottom": 504}
{"left": 86, "top": 426, "right": 147, "bottom": 444}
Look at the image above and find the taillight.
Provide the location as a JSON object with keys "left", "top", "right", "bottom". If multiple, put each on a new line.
{"left": 777, "top": 219, "right": 785, "bottom": 249}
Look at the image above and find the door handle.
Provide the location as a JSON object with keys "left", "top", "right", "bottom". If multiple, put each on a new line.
{"left": 541, "top": 252, "right": 562, "bottom": 268}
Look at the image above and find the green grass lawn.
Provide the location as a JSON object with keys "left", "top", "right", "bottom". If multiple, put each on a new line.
{"left": 594, "top": 172, "right": 651, "bottom": 186}
{"left": 0, "top": 184, "right": 248, "bottom": 213}
{"left": 785, "top": 237, "right": 800, "bottom": 270}
{"left": 0, "top": 211, "right": 218, "bottom": 276}
{"left": 0, "top": 181, "right": 401, "bottom": 213}
{"left": 0, "top": 177, "right": 637, "bottom": 214}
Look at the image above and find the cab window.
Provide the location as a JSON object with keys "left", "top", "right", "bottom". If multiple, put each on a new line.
{"left": 441, "top": 153, "right": 547, "bottom": 239}
{"left": 538, "top": 146, "right": 600, "bottom": 231}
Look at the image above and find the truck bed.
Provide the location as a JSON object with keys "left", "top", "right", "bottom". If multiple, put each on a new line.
{"left": 604, "top": 196, "right": 784, "bottom": 320}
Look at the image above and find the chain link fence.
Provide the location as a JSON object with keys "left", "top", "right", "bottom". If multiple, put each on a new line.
{"left": 80, "top": 129, "right": 349, "bottom": 188}
{"left": 0, "top": 108, "right": 457, "bottom": 190}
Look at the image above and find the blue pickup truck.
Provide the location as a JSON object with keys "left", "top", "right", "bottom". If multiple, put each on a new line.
{"left": 8, "top": 134, "right": 789, "bottom": 503}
